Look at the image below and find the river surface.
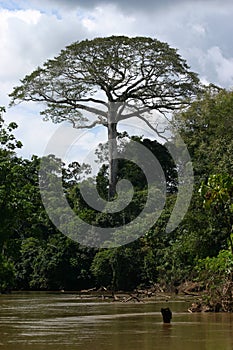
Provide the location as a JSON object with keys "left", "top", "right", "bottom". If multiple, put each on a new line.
{"left": 0, "top": 292, "right": 233, "bottom": 350}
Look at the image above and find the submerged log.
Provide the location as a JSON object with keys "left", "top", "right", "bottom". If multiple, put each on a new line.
{"left": 161, "top": 307, "right": 172, "bottom": 323}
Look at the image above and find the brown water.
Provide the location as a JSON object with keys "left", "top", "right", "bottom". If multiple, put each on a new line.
{"left": 0, "top": 293, "right": 233, "bottom": 350}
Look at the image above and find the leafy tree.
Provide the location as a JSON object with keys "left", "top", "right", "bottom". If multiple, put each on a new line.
{"left": 90, "top": 249, "right": 113, "bottom": 288}
{"left": 96, "top": 135, "right": 178, "bottom": 195}
{"left": 142, "top": 195, "right": 181, "bottom": 288}
{"left": 10, "top": 35, "right": 200, "bottom": 198}
{"left": 118, "top": 136, "right": 178, "bottom": 193}
{"left": 91, "top": 242, "right": 144, "bottom": 291}
{"left": 0, "top": 106, "right": 23, "bottom": 151}
{"left": 0, "top": 254, "right": 15, "bottom": 293}
{"left": 16, "top": 234, "right": 95, "bottom": 290}
{"left": 195, "top": 250, "right": 233, "bottom": 311}
{"left": 199, "top": 173, "right": 233, "bottom": 253}
{"left": 174, "top": 86, "right": 233, "bottom": 179}
{"left": 62, "top": 133, "right": 176, "bottom": 248}
{"left": 167, "top": 87, "right": 233, "bottom": 289}
{"left": 0, "top": 107, "right": 23, "bottom": 292}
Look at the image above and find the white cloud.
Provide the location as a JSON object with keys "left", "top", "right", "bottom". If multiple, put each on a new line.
{"left": 65, "top": 126, "right": 107, "bottom": 172}
{"left": 0, "top": 8, "right": 89, "bottom": 101}
{"left": 7, "top": 103, "right": 60, "bottom": 159}
{"left": 185, "top": 46, "right": 233, "bottom": 86}
{"left": 0, "top": 9, "right": 40, "bottom": 81}
{"left": 81, "top": 5, "right": 136, "bottom": 35}
{"left": 207, "top": 46, "right": 233, "bottom": 85}
{"left": 0, "top": 7, "right": 91, "bottom": 161}
{"left": 190, "top": 23, "right": 206, "bottom": 36}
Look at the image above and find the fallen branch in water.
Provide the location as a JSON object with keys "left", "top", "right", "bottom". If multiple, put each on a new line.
{"left": 122, "top": 293, "right": 144, "bottom": 303}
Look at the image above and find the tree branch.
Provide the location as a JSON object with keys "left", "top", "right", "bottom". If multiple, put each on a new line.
{"left": 69, "top": 118, "right": 105, "bottom": 129}
{"left": 119, "top": 107, "right": 169, "bottom": 141}
{"left": 75, "top": 97, "right": 108, "bottom": 106}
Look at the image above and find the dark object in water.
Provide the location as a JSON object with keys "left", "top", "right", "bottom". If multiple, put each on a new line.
{"left": 161, "top": 307, "right": 172, "bottom": 323}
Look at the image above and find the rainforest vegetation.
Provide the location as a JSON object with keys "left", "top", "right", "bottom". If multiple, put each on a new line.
{"left": 1, "top": 36, "right": 233, "bottom": 311}
{"left": 1, "top": 87, "right": 233, "bottom": 311}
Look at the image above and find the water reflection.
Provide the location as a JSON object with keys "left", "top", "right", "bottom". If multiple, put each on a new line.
{"left": 0, "top": 293, "right": 233, "bottom": 350}
{"left": 161, "top": 323, "right": 172, "bottom": 335}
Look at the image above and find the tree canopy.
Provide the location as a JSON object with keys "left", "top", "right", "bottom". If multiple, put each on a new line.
{"left": 10, "top": 36, "right": 199, "bottom": 121}
{"left": 174, "top": 86, "right": 233, "bottom": 179}
{"left": 9, "top": 35, "right": 200, "bottom": 197}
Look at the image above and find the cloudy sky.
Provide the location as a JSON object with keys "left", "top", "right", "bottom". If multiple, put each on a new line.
{"left": 1, "top": 0, "right": 233, "bottom": 162}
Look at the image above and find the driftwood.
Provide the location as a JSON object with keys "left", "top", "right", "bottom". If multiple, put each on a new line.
{"left": 135, "top": 284, "right": 164, "bottom": 296}
{"left": 178, "top": 282, "right": 203, "bottom": 296}
{"left": 80, "top": 287, "right": 97, "bottom": 293}
{"left": 97, "top": 286, "right": 108, "bottom": 292}
{"left": 122, "top": 293, "right": 144, "bottom": 303}
{"left": 111, "top": 292, "right": 120, "bottom": 301}
{"left": 77, "top": 285, "right": 170, "bottom": 304}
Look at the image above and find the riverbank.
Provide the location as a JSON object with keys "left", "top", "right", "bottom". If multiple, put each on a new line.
{"left": 2, "top": 279, "right": 233, "bottom": 313}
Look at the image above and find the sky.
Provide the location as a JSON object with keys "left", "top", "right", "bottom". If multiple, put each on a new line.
{"left": 1, "top": 0, "right": 233, "bottom": 163}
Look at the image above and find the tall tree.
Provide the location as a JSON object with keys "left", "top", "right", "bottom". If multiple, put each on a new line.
{"left": 10, "top": 36, "right": 200, "bottom": 198}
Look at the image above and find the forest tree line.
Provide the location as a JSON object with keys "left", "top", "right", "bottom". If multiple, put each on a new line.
{"left": 1, "top": 86, "right": 233, "bottom": 311}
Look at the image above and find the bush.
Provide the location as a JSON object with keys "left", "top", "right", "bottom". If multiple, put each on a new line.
{"left": 0, "top": 254, "right": 15, "bottom": 293}
{"left": 195, "top": 250, "right": 233, "bottom": 311}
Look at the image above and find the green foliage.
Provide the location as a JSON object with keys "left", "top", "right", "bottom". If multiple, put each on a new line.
{"left": 174, "top": 86, "right": 233, "bottom": 178}
{"left": 2, "top": 86, "right": 233, "bottom": 296}
{"left": 15, "top": 235, "right": 95, "bottom": 290}
{"left": 170, "top": 87, "right": 233, "bottom": 298}
{"left": 195, "top": 250, "right": 233, "bottom": 311}
{"left": 0, "top": 113, "right": 29, "bottom": 249}
{"left": 91, "top": 242, "right": 145, "bottom": 291}
{"left": 0, "top": 254, "right": 15, "bottom": 293}
{"left": 196, "top": 250, "right": 233, "bottom": 278}
{"left": 91, "top": 249, "right": 114, "bottom": 288}
{"left": 0, "top": 107, "right": 22, "bottom": 151}
{"left": 199, "top": 173, "right": 233, "bottom": 211}
{"left": 98, "top": 136, "right": 178, "bottom": 194}
{"left": 0, "top": 154, "right": 52, "bottom": 250}
{"left": 199, "top": 173, "right": 233, "bottom": 252}
{"left": 142, "top": 195, "right": 193, "bottom": 288}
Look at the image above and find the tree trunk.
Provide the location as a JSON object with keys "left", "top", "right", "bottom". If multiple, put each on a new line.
{"left": 107, "top": 120, "right": 118, "bottom": 200}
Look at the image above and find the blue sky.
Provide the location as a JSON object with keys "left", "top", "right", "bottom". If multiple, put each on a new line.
{"left": 0, "top": 0, "right": 233, "bottom": 162}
